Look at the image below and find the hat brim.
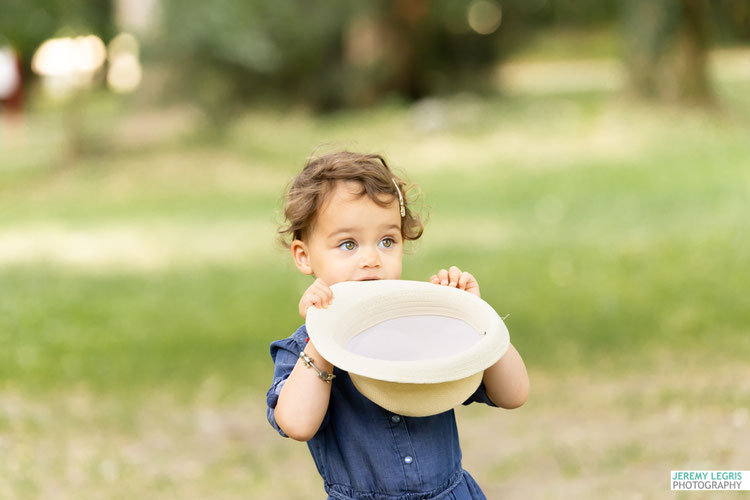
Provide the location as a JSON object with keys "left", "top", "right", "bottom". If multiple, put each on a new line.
{"left": 306, "top": 280, "right": 510, "bottom": 415}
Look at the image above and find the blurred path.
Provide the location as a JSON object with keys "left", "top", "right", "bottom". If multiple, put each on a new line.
{"left": 498, "top": 48, "right": 750, "bottom": 95}
{"left": 0, "top": 221, "right": 275, "bottom": 270}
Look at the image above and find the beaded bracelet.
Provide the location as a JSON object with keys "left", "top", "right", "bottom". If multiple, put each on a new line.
{"left": 299, "top": 351, "right": 336, "bottom": 383}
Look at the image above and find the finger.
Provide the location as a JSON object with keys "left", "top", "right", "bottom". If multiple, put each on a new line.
{"left": 321, "top": 283, "right": 334, "bottom": 302}
{"left": 438, "top": 269, "right": 449, "bottom": 285}
{"left": 311, "top": 283, "right": 333, "bottom": 307}
{"left": 313, "top": 278, "right": 331, "bottom": 293}
{"left": 457, "top": 271, "right": 472, "bottom": 290}
{"left": 430, "top": 275, "right": 439, "bottom": 284}
{"left": 299, "top": 295, "right": 318, "bottom": 319}
{"left": 309, "top": 283, "right": 324, "bottom": 302}
{"left": 448, "top": 266, "right": 461, "bottom": 287}
{"left": 307, "top": 293, "right": 323, "bottom": 308}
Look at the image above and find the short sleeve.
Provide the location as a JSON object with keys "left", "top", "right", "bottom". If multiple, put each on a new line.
{"left": 462, "top": 380, "right": 498, "bottom": 407}
{"left": 266, "top": 325, "right": 308, "bottom": 437}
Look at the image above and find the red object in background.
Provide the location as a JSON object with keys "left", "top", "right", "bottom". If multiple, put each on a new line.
{"left": 1, "top": 46, "right": 26, "bottom": 148}
{"left": 4, "top": 52, "right": 24, "bottom": 115}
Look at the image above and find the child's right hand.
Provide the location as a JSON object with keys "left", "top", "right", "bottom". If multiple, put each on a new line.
{"left": 299, "top": 278, "right": 334, "bottom": 320}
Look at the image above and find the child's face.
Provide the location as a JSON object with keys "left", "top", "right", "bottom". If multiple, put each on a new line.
{"left": 292, "top": 181, "right": 403, "bottom": 285}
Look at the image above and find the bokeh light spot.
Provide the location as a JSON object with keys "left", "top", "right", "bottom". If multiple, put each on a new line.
{"left": 467, "top": 1, "right": 503, "bottom": 35}
{"left": 107, "top": 32, "right": 142, "bottom": 94}
{"left": 31, "top": 35, "right": 107, "bottom": 97}
{"left": 107, "top": 53, "right": 142, "bottom": 93}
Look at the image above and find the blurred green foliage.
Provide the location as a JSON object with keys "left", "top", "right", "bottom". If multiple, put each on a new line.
{"left": 155, "top": 0, "right": 507, "bottom": 116}
{"left": 153, "top": 0, "right": 750, "bottom": 113}
{"left": 0, "top": 0, "right": 114, "bottom": 58}
{"left": 3, "top": 0, "right": 750, "bottom": 114}
{"left": 156, "top": 0, "right": 352, "bottom": 116}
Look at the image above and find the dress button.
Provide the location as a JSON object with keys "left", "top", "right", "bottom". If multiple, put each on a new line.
{"left": 403, "top": 456, "right": 413, "bottom": 464}
{"left": 391, "top": 415, "right": 401, "bottom": 423}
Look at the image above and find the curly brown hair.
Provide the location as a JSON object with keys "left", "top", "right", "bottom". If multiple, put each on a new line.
{"left": 278, "top": 151, "right": 424, "bottom": 247}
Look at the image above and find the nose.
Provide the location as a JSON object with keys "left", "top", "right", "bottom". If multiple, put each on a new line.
{"left": 359, "top": 245, "right": 381, "bottom": 268}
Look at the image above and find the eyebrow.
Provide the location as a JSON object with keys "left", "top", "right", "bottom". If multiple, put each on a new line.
{"left": 327, "top": 224, "right": 401, "bottom": 239}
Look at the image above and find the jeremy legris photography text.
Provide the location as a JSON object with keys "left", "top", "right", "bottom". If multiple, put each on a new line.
{"left": 671, "top": 471, "right": 745, "bottom": 491}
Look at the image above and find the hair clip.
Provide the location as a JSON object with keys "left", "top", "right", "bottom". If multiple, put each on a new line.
{"left": 392, "top": 178, "right": 406, "bottom": 217}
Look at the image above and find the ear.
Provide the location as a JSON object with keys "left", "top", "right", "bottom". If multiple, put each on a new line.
{"left": 291, "top": 239, "right": 314, "bottom": 275}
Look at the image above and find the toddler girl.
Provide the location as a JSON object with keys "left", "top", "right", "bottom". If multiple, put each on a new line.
{"left": 266, "top": 151, "right": 529, "bottom": 500}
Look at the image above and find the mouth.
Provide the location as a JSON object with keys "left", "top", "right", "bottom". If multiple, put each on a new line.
{"left": 357, "top": 277, "right": 381, "bottom": 281}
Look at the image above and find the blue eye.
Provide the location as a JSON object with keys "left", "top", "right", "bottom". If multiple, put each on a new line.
{"left": 339, "top": 240, "right": 356, "bottom": 251}
{"left": 380, "top": 238, "right": 395, "bottom": 248}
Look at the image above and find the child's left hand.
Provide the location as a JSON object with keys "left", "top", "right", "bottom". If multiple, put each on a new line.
{"left": 430, "top": 266, "right": 480, "bottom": 297}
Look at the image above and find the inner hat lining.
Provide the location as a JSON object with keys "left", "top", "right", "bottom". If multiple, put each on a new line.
{"left": 345, "top": 315, "right": 483, "bottom": 361}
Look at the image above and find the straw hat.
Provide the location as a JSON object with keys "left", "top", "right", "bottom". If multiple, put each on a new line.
{"left": 305, "top": 280, "right": 510, "bottom": 417}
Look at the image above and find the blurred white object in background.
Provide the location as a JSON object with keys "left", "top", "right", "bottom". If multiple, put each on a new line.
{"left": 107, "top": 33, "right": 142, "bottom": 93}
{"left": 31, "top": 35, "right": 107, "bottom": 98}
{"left": 115, "top": 0, "right": 159, "bottom": 37}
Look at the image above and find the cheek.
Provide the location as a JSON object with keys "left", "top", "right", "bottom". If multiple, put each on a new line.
{"left": 388, "top": 249, "right": 404, "bottom": 266}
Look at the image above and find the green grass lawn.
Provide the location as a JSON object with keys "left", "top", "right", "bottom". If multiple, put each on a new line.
{"left": 1, "top": 83, "right": 749, "bottom": 400}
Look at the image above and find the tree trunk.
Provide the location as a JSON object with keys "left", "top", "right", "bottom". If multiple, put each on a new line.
{"left": 620, "top": 0, "right": 712, "bottom": 104}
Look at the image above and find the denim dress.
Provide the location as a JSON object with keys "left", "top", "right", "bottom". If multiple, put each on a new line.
{"left": 266, "top": 325, "right": 496, "bottom": 500}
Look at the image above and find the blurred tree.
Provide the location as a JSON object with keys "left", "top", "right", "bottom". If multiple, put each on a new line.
{"left": 0, "top": 0, "right": 114, "bottom": 65}
{"left": 0, "top": 1, "right": 114, "bottom": 163}
{"left": 156, "top": 0, "right": 352, "bottom": 122}
{"left": 156, "top": 0, "right": 510, "bottom": 120}
{"left": 712, "top": 0, "right": 750, "bottom": 42}
{"left": 5, "top": 0, "right": 747, "bottom": 118}
{"left": 342, "top": 0, "right": 504, "bottom": 104}
{"left": 619, "top": 0, "right": 713, "bottom": 103}
{"left": 157, "top": 0, "right": 739, "bottom": 114}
